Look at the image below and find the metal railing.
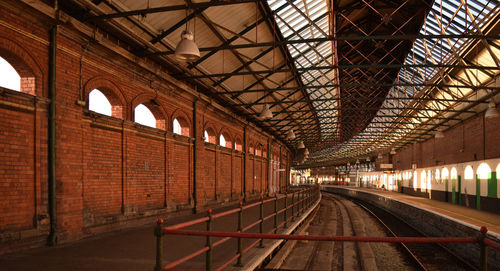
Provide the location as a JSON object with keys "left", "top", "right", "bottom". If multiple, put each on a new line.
{"left": 154, "top": 187, "right": 499, "bottom": 271}
{"left": 154, "top": 186, "right": 320, "bottom": 271}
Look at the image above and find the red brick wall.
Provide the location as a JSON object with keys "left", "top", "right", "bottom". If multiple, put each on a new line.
{"left": 0, "top": 2, "right": 291, "bottom": 250}
{"left": 394, "top": 112, "right": 500, "bottom": 171}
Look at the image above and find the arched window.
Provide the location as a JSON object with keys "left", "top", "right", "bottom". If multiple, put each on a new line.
{"left": 204, "top": 128, "right": 216, "bottom": 144}
{"left": 464, "top": 165, "right": 474, "bottom": 180}
{"left": 435, "top": 169, "right": 441, "bottom": 184}
{"left": 89, "top": 89, "right": 112, "bottom": 116}
{"left": 477, "top": 163, "right": 491, "bottom": 179}
{"left": 173, "top": 118, "right": 182, "bottom": 135}
{"left": 220, "top": 134, "right": 226, "bottom": 147}
{"left": 450, "top": 168, "right": 457, "bottom": 180}
{"left": 234, "top": 137, "right": 242, "bottom": 151}
{"left": 134, "top": 104, "right": 156, "bottom": 128}
{"left": 0, "top": 56, "right": 20, "bottom": 91}
{"left": 173, "top": 117, "right": 189, "bottom": 136}
{"left": 421, "top": 171, "right": 427, "bottom": 190}
{"left": 442, "top": 168, "right": 449, "bottom": 180}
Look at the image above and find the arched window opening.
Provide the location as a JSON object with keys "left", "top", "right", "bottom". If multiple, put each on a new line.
{"left": 204, "top": 128, "right": 216, "bottom": 144}
{"left": 234, "top": 137, "right": 242, "bottom": 151}
{"left": 255, "top": 145, "right": 262, "bottom": 156}
{"left": 89, "top": 89, "right": 112, "bottom": 116}
{"left": 173, "top": 118, "right": 182, "bottom": 135}
{"left": 450, "top": 168, "right": 457, "bottom": 179}
{"left": 134, "top": 104, "right": 156, "bottom": 128}
{"left": 220, "top": 134, "right": 226, "bottom": 147}
{"left": 173, "top": 117, "right": 189, "bottom": 136}
{"left": 0, "top": 56, "right": 20, "bottom": 91}
{"left": 435, "top": 169, "right": 440, "bottom": 183}
{"left": 249, "top": 146, "right": 255, "bottom": 155}
{"left": 464, "top": 165, "right": 474, "bottom": 180}
{"left": 421, "top": 171, "right": 427, "bottom": 190}
{"left": 442, "top": 168, "right": 449, "bottom": 180}
{"left": 477, "top": 163, "right": 491, "bottom": 179}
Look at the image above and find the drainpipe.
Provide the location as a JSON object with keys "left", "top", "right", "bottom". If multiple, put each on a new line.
{"left": 243, "top": 127, "right": 247, "bottom": 202}
{"left": 192, "top": 99, "right": 197, "bottom": 213}
{"left": 48, "top": 26, "right": 57, "bottom": 246}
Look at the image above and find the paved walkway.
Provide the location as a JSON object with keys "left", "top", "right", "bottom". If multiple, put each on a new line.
{"left": 325, "top": 185, "right": 500, "bottom": 237}
{"left": 0, "top": 190, "right": 313, "bottom": 271}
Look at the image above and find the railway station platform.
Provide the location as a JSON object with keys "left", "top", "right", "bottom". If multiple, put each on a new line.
{"left": 322, "top": 185, "right": 500, "bottom": 237}
{"left": 0, "top": 188, "right": 319, "bottom": 271}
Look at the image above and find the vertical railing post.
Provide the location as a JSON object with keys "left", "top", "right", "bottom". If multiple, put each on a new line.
{"left": 206, "top": 209, "right": 213, "bottom": 271}
{"left": 154, "top": 218, "right": 164, "bottom": 271}
{"left": 284, "top": 192, "right": 288, "bottom": 228}
{"left": 258, "top": 196, "right": 264, "bottom": 248}
{"left": 479, "top": 226, "right": 488, "bottom": 271}
{"left": 301, "top": 190, "right": 304, "bottom": 213}
{"left": 274, "top": 194, "right": 278, "bottom": 233}
{"left": 291, "top": 192, "right": 295, "bottom": 221}
{"left": 236, "top": 202, "right": 243, "bottom": 266}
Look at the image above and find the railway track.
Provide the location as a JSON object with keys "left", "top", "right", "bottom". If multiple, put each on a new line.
{"left": 349, "top": 195, "right": 477, "bottom": 271}
{"left": 263, "top": 191, "right": 477, "bottom": 271}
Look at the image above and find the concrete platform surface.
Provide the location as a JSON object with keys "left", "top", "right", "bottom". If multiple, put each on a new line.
{"left": 0, "top": 191, "right": 314, "bottom": 271}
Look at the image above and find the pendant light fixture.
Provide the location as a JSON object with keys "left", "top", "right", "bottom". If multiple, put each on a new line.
{"left": 259, "top": 104, "right": 273, "bottom": 119}
{"left": 304, "top": 148, "right": 309, "bottom": 155}
{"left": 297, "top": 141, "right": 305, "bottom": 149}
{"left": 390, "top": 148, "right": 396, "bottom": 155}
{"left": 434, "top": 129, "right": 445, "bottom": 139}
{"left": 485, "top": 102, "right": 499, "bottom": 119}
{"left": 377, "top": 153, "right": 382, "bottom": 159}
{"left": 175, "top": 10, "right": 200, "bottom": 62}
{"left": 366, "top": 157, "right": 370, "bottom": 162}
{"left": 286, "top": 129, "right": 296, "bottom": 140}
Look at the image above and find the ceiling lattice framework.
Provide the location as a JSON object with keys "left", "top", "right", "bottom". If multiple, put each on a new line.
{"left": 61, "top": 0, "right": 500, "bottom": 167}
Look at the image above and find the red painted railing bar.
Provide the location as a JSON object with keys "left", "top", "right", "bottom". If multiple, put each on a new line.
{"left": 212, "top": 236, "right": 231, "bottom": 248}
{"left": 215, "top": 253, "right": 241, "bottom": 271}
{"left": 263, "top": 197, "right": 275, "bottom": 204}
{"left": 242, "top": 219, "right": 261, "bottom": 232}
{"left": 484, "top": 238, "right": 500, "bottom": 250}
{"left": 164, "top": 217, "right": 209, "bottom": 230}
{"left": 242, "top": 201, "right": 261, "bottom": 210}
{"left": 162, "top": 229, "right": 478, "bottom": 244}
{"left": 242, "top": 238, "right": 261, "bottom": 254}
{"left": 163, "top": 246, "right": 209, "bottom": 270}
{"left": 212, "top": 208, "right": 239, "bottom": 219}
{"left": 263, "top": 212, "right": 276, "bottom": 222}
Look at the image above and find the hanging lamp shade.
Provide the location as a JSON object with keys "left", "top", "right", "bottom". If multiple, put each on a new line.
{"left": 259, "top": 104, "right": 273, "bottom": 119}
{"left": 286, "top": 129, "right": 296, "bottom": 140}
{"left": 485, "top": 102, "right": 499, "bottom": 119}
{"left": 366, "top": 157, "right": 371, "bottom": 162}
{"left": 435, "top": 130, "right": 445, "bottom": 139}
{"left": 304, "top": 148, "right": 309, "bottom": 155}
{"left": 377, "top": 153, "right": 383, "bottom": 159}
{"left": 175, "top": 30, "right": 200, "bottom": 62}
{"left": 297, "top": 141, "right": 305, "bottom": 149}
{"left": 390, "top": 148, "right": 396, "bottom": 155}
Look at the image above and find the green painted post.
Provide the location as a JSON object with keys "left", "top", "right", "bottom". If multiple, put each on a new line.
{"left": 479, "top": 226, "right": 488, "bottom": 271}
{"left": 235, "top": 202, "right": 243, "bottom": 266}
{"left": 488, "top": 172, "right": 497, "bottom": 198}
{"left": 476, "top": 174, "right": 481, "bottom": 210}
{"left": 154, "top": 218, "right": 164, "bottom": 271}
{"left": 206, "top": 209, "right": 213, "bottom": 271}
{"left": 258, "top": 196, "right": 264, "bottom": 248}
{"left": 452, "top": 178, "right": 456, "bottom": 204}
{"left": 291, "top": 192, "right": 295, "bottom": 221}
{"left": 458, "top": 175, "right": 462, "bottom": 205}
{"left": 284, "top": 193, "right": 288, "bottom": 228}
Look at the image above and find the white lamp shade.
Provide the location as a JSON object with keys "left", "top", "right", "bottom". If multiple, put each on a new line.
{"left": 377, "top": 153, "right": 382, "bottom": 159}
{"left": 298, "top": 141, "right": 305, "bottom": 149}
{"left": 435, "top": 130, "right": 445, "bottom": 139}
{"left": 175, "top": 30, "right": 200, "bottom": 62}
{"left": 260, "top": 104, "right": 273, "bottom": 119}
{"left": 286, "top": 129, "right": 296, "bottom": 140}
{"left": 366, "top": 157, "right": 370, "bottom": 162}
{"left": 304, "top": 148, "right": 309, "bottom": 155}
{"left": 485, "top": 102, "right": 499, "bottom": 119}
{"left": 390, "top": 148, "right": 396, "bottom": 155}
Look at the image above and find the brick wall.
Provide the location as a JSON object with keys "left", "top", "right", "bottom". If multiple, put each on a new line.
{"left": 0, "top": 3, "right": 291, "bottom": 251}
